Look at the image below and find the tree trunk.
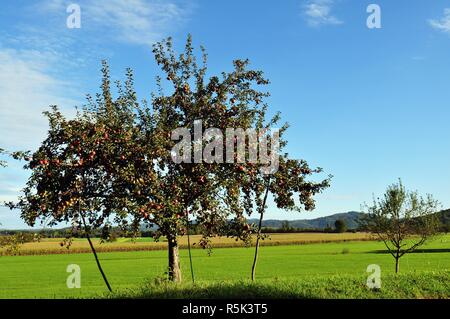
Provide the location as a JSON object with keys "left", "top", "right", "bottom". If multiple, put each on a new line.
{"left": 168, "top": 236, "right": 182, "bottom": 282}
{"left": 186, "top": 212, "right": 195, "bottom": 284}
{"left": 80, "top": 213, "right": 112, "bottom": 292}
{"left": 251, "top": 229, "right": 262, "bottom": 281}
{"left": 85, "top": 230, "right": 113, "bottom": 292}
{"left": 395, "top": 256, "right": 400, "bottom": 273}
{"left": 251, "top": 180, "right": 270, "bottom": 281}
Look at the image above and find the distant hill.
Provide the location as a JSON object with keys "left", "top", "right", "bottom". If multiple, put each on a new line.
{"left": 249, "top": 209, "right": 450, "bottom": 231}
{"left": 0, "top": 211, "right": 365, "bottom": 233}
{"left": 248, "top": 211, "right": 364, "bottom": 230}
{"left": 3, "top": 210, "right": 448, "bottom": 234}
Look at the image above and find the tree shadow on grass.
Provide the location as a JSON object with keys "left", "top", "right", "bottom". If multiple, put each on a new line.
{"left": 105, "top": 272, "right": 450, "bottom": 299}
{"left": 129, "top": 283, "right": 306, "bottom": 299}
{"left": 369, "top": 248, "right": 450, "bottom": 254}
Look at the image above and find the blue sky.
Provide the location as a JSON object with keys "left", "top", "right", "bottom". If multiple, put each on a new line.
{"left": 1, "top": 0, "right": 449, "bottom": 229}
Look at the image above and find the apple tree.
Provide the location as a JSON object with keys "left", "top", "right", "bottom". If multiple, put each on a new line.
{"left": 361, "top": 180, "right": 440, "bottom": 273}
{"left": 7, "top": 64, "right": 149, "bottom": 291}
{"left": 112, "top": 35, "right": 274, "bottom": 282}
{"left": 123, "top": 35, "right": 331, "bottom": 282}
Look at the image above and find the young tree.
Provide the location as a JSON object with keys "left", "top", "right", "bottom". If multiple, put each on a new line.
{"left": 362, "top": 180, "right": 440, "bottom": 273}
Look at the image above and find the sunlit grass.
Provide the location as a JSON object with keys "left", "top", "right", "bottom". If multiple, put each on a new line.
{"left": 0, "top": 235, "right": 448, "bottom": 298}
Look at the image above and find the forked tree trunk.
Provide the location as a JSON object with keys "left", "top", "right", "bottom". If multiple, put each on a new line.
{"left": 168, "top": 236, "right": 182, "bottom": 282}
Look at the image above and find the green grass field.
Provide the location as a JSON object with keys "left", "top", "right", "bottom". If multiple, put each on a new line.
{"left": 111, "top": 272, "right": 450, "bottom": 299}
{"left": 0, "top": 235, "right": 449, "bottom": 298}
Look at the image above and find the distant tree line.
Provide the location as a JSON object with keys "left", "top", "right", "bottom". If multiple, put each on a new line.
{"left": 260, "top": 219, "right": 355, "bottom": 234}
{"left": 2, "top": 210, "right": 448, "bottom": 238}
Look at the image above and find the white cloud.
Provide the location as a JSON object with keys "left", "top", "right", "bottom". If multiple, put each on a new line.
{"left": 0, "top": 0, "right": 193, "bottom": 229}
{"left": 429, "top": 8, "right": 450, "bottom": 34}
{"left": 39, "top": 0, "right": 192, "bottom": 47}
{"left": 88, "top": 0, "right": 189, "bottom": 46}
{"left": 303, "top": 0, "right": 342, "bottom": 27}
{"left": 0, "top": 49, "right": 79, "bottom": 151}
{"left": 0, "top": 49, "right": 81, "bottom": 229}
{"left": 1, "top": 0, "right": 193, "bottom": 151}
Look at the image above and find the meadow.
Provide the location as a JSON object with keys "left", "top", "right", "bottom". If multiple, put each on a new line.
{"left": 0, "top": 233, "right": 448, "bottom": 299}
